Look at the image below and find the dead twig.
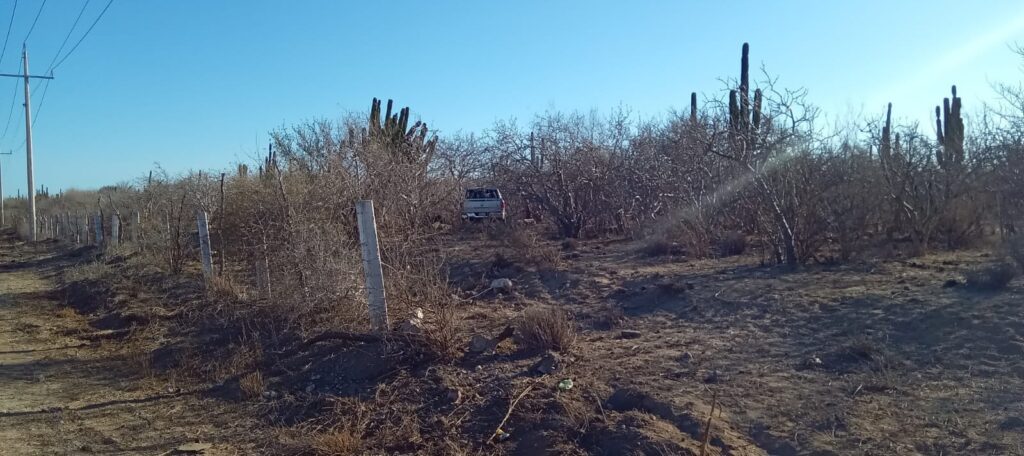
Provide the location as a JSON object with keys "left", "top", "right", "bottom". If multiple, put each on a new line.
{"left": 700, "top": 390, "right": 719, "bottom": 456}
{"left": 486, "top": 380, "right": 540, "bottom": 445}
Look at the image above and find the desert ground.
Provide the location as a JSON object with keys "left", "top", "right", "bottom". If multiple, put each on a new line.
{"left": 1, "top": 225, "right": 1022, "bottom": 455}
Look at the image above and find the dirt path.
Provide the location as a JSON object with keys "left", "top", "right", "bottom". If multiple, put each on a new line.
{"left": 0, "top": 237, "right": 261, "bottom": 455}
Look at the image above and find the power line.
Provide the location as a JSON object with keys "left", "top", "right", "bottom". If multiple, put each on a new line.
{"left": 0, "top": 78, "right": 17, "bottom": 144}
{"left": 0, "top": 0, "right": 17, "bottom": 69}
{"left": 34, "top": 0, "right": 105, "bottom": 129}
{"left": 46, "top": 0, "right": 90, "bottom": 72}
{"left": 50, "top": 0, "right": 113, "bottom": 71}
{"left": 23, "top": 0, "right": 46, "bottom": 43}
{"left": 31, "top": 78, "right": 48, "bottom": 125}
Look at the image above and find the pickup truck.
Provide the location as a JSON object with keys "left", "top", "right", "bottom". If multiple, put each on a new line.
{"left": 462, "top": 188, "right": 507, "bottom": 221}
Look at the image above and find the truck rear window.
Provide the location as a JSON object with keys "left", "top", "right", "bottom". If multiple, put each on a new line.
{"left": 466, "top": 189, "right": 498, "bottom": 199}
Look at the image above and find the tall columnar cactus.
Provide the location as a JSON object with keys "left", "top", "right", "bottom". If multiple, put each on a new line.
{"left": 880, "top": 103, "right": 893, "bottom": 165}
{"left": 728, "top": 43, "right": 763, "bottom": 143}
{"left": 935, "top": 85, "right": 964, "bottom": 168}
{"left": 367, "top": 97, "right": 437, "bottom": 165}
{"left": 690, "top": 92, "right": 698, "bottom": 123}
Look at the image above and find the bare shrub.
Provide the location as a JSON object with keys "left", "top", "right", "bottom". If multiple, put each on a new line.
{"left": 965, "top": 262, "right": 1018, "bottom": 291}
{"left": 715, "top": 230, "right": 747, "bottom": 257}
{"left": 517, "top": 306, "right": 576, "bottom": 353}
{"left": 422, "top": 306, "right": 463, "bottom": 362}
{"left": 502, "top": 228, "right": 562, "bottom": 269}
{"left": 639, "top": 238, "right": 685, "bottom": 257}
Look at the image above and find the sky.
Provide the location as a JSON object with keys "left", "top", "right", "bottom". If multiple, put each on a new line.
{"left": 1, "top": 0, "right": 1024, "bottom": 196}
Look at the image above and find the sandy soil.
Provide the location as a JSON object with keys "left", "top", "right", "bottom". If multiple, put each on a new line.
{"left": 0, "top": 235, "right": 262, "bottom": 455}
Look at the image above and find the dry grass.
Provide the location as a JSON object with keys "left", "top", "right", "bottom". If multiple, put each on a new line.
{"left": 126, "top": 345, "right": 155, "bottom": 379}
{"left": 239, "top": 371, "right": 265, "bottom": 399}
{"left": 64, "top": 261, "right": 110, "bottom": 283}
{"left": 965, "top": 261, "right": 1018, "bottom": 291}
{"left": 594, "top": 302, "right": 626, "bottom": 330}
{"left": 311, "top": 427, "right": 364, "bottom": 456}
{"left": 517, "top": 306, "right": 576, "bottom": 353}
{"left": 207, "top": 275, "right": 246, "bottom": 302}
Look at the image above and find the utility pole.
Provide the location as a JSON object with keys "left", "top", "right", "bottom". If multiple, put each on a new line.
{"left": 0, "top": 46, "right": 54, "bottom": 241}
{"left": 0, "top": 151, "right": 10, "bottom": 226}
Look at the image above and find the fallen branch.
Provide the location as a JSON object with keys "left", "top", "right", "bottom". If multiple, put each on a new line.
{"left": 270, "top": 330, "right": 384, "bottom": 361}
{"left": 486, "top": 380, "right": 539, "bottom": 445}
{"left": 77, "top": 329, "right": 131, "bottom": 341}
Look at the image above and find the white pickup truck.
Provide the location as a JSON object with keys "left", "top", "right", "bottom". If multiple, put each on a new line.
{"left": 462, "top": 187, "right": 507, "bottom": 221}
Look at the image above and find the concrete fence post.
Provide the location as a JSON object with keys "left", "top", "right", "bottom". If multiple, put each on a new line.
{"left": 110, "top": 214, "right": 120, "bottom": 247}
{"left": 131, "top": 211, "right": 140, "bottom": 243}
{"left": 93, "top": 213, "right": 103, "bottom": 246}
{"left": 356, "top": 200, "right": 389, "bottom": 332}
{"left": 196, "top": 210, "right": 213, "bottom": 279}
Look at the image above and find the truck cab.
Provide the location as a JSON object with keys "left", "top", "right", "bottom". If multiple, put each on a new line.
{"left": 462, "top": 187, "right": 507, "bottom": 221}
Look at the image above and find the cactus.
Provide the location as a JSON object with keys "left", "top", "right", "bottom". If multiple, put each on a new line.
{"left": 690, "top": 92, "right": 698, "bottom": 122}
{"left": 935, "top": 85, "right": 964, "bottom": 168}
{"left": 259, "top": 142, "right": 276, "bottom": 176}
{"left": 880, "top": 103, "right": 893, "bottom": 165}
{"left": 367, "top": 97, "right": 437, "bottom": 165}
{"left": 728, "top": 43, "right": 763, "bottom": 142}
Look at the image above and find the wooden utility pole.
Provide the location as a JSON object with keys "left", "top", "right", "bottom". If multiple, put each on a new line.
{"left": 0, "top": 46, "right": 54, "bottom": 241}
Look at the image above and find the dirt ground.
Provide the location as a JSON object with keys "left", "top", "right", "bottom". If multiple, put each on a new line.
{"left": 0, "top": 233, "right": 264, "bottom": 455}
{"left": 3, "top": 225, "right": 1024, "bottom": 455}
{"left": 438, "top": 229, "right": 1024, "bottom": 455}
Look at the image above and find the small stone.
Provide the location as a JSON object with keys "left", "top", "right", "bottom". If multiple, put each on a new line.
{"left": 468, "top": 334, "right": 493, "bottom": 354}
{"left": 490, "top": 278, "right": 514, "bottom": 293}
{"left": 446, "top": 388, "right": 462, "bottom": 404}
{"left": 704, "top": 370, "right": 722, "bottom": 384}
{"left": 532, "top": 352, "right": 563, "bottom": 375}
{"left": 679, "top": 352, "right": 694, "bottom": 363}
{"left": 942, "top": 279, "right": 959, "bottom": 288}
{"left": 398, "top": 318, "right": 423, "bottom": 335}
{"left": 804, "top": 356, "right": 823, "bottom": 368}
{"left": 620, "top": 330, "right": 642, "bottom": 339}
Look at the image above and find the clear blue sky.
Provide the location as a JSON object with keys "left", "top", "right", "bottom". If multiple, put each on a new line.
{"left": 1, "top": 0, "right": 1023, "bottom": 196}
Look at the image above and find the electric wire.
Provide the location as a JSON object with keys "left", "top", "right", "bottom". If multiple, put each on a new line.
{"left": 23, "top": 0, "right": 45, "bottom": 43}
{"left": 0, "top": 0, "right": 17, "bottom": 68}
{"left": 46, "top": 0, "right": 91, "bottom": 72}
{"left": 50, "top": 0, "right": 113, "bottom": 71}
